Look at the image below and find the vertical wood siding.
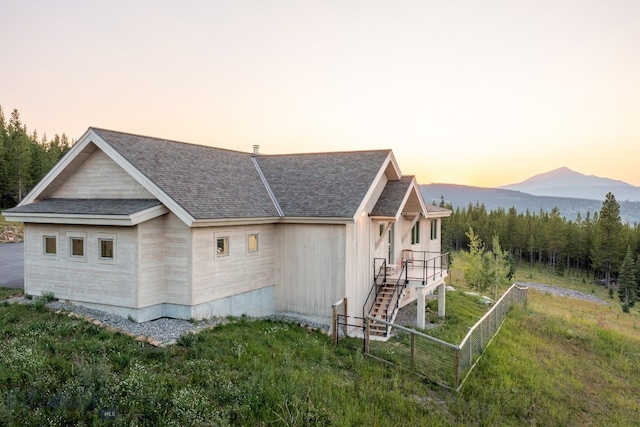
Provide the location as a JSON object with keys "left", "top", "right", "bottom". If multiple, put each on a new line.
{"left": 52, "top": 149, "right": 153, "bottom": 199}
{"left": 161, "top": 213, "right": 191, "bottom": 305}
{"left": 137, "top": 215, "right": 167, "bottom": 307}
{"left": 275, "top": 224, "right": 346, "bottom": 318}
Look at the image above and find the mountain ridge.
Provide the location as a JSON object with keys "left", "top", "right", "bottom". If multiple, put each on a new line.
{"left": 420, "top": 183, "right": 640, "bottom": 225}
{"left": 498, "top": 167, "right": 640, "bottom": 201}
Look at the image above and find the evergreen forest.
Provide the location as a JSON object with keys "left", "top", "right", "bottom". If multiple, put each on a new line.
{"left": 0, "top": 106, "right": 72, "bottom": 209}
{"left": 439, "top": 192, "right": 640, "bottom": 290}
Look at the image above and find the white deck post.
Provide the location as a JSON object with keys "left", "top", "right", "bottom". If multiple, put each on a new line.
{"left": 417, "top": 287, "right": 426, "bottom": 329}
{"left": 438, "top": 282, "right": 446, "bottom": 318}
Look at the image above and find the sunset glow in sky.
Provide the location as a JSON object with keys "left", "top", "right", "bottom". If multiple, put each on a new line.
{"left": 2, "top": 1, "right": 639, "bottom": 187}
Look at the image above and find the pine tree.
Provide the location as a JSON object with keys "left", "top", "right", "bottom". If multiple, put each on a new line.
{"left": 617, "top": 246, "right": 637, "bottom": 311}
{"left": 591, "top": 193, "right": 624, "bottom": 288}
{"left": 0, "top": 106, "right": 7, "bottom": 207}
{"left": 7, "top": 109, "right": 32, "bottom": 202}
{"left": 463, "top": 227, "right": 491, "bottom": 292}
{"left": 490, "top": 234, "right": 512, "bottom": 299}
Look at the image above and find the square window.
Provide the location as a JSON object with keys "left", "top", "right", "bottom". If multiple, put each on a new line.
{"left": 247, "top": 234, "right": 258, "bottom": 253}
{"left": 100, "top": 239, "right": 114, "bottom": 259}
{"left": 70, "top": 237, "right": 84, "bottom": 257}
{"left": 216, "top": 237, "right": 229, "bottom": 256}
{"left": 44, "top": 236, "right": 57, "bottom": 255}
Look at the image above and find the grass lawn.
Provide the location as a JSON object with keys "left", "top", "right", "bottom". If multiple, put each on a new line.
{"left": 1, "top": 254, "right": 639, "bottom": 425}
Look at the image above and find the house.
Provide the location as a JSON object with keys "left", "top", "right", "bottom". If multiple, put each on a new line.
{"left": 3, "top": 128, "right": 450, "bottom": 337}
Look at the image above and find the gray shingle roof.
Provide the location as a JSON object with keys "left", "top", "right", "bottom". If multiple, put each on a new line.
{"left": 5, "top": 199, "right": 162, "bottom": 215}
{"left": 371, "top": 176, "right": 413, "bottom": 217}
{"left": 255, "top": 150, "right": 391, "bottom": 218}
{"left": 92, "top": 128, "right": 280, "bottom": 219}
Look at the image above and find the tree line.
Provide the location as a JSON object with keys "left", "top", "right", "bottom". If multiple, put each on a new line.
{"left": 0, "top": 106, "right": 72, "bottom": 209}
{"left": 440, "top": 192, "right": 640, "bottom": 286}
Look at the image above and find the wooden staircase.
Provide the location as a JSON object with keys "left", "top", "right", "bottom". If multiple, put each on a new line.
{"left": 368, "top": 282, "right": 404, "bottom": 337}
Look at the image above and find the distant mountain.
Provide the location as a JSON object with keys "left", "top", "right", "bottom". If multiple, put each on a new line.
{"left": 421, "top": 183, "right": 640, "bottom": 224}
{"left": 500, "top": 167, "right": 640, "bottom": 202}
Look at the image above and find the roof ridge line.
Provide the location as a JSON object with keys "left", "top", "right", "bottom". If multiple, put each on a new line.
{"left": 90, "top": 127, "right": 253, "bottom": 155}
{"left": 251, "top": 157, "right": 284, "bottom": 217}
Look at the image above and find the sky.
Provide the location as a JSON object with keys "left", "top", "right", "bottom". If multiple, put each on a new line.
{"left": 2, "top": 0, "right": 639, "bottom": 187}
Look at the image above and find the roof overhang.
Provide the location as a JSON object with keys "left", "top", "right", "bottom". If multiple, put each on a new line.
{"left": 191, "top": 216, "right": 355, "bottom": 227}
{"left": 425, "top": 206, "right": 452, "bottom": 219}
{"left": 3, "top": 204, "right": 169, "bottom": 226}
{"left": 3, "top": 199, "right": 169, "bottom": 226}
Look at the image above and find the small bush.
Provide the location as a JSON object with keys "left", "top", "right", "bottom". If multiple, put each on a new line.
{"left": 177, "top": 333, "right": 204, "bottom": 348}
{"left": 621, "top": 303, "right": 630, "bottom": 313}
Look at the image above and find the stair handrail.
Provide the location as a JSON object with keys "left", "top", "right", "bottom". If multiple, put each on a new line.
{"left": 362, "top": 258, "right": 387, "bottom": 323}
{"left": 382, "top": 261, "right": 409, "bottom": 335}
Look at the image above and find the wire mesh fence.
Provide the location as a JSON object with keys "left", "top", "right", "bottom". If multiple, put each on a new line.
{"left": 364, "top": 284, "right": 528, "bottom": 391}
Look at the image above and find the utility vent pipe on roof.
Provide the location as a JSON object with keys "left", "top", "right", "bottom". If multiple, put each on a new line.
{"left": 253, "top": 145, "right": 260, "bottom": 155}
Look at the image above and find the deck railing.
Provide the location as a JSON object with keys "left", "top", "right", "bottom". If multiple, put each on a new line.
{"left": 402, "top": 251, "right": 449, "bottom": 285}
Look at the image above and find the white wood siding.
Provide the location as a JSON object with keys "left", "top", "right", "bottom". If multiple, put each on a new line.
{"left": 162, "top": 213, "right": 192, "bottom": 305}
{"left": 191, "top": 224, "right": 276, "bottom": 305}
{"left": 24, "top": 223, "right": 137, "bottom": 306}
{"left": 52, "top": 149, "right": 153, "bottom": 199}
{"left": 345, "top": 213, "right": 373, "bottom": 320}
{"left": 275, "top": 224, "right": 346, "bottom": 318}
{"left": 137, "top": 215, "right": 167, "bottom": 307}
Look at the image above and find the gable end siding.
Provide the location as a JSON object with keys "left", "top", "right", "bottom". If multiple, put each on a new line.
{"left": 52, "top": 149, "right": 153, "bottom": 199}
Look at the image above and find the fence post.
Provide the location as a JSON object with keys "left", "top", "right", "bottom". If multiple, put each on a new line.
{"left": 364, "top": 318, "right": 370, "bottom": 354}
{"left": 332, "top": 303, "right": 338, "bottom": 346}
{"left": 411, "top": 334, "right": 416, "bottom": 371}
{"left": 342, "top": 297, "right": 348, "bottom": 338}
{"left": 454, "top": 348, "right": 460, "bottom": 387}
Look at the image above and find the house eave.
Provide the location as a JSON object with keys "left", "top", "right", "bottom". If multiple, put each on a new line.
{"left": 3, "top": 205, "right": 169, "bottom": 226}
{"left": 279, "top": 216, "right": 354, "bottom": 225}
{"left": 190, "top": 216, "right": 354, "bottom": 227}
{"left": 190, "top": 217, "right": 281, "bottom": 227}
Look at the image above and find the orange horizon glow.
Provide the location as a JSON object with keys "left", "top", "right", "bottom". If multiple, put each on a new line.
{"left": 2, "top": 1, "right": 639, "bottom": 189}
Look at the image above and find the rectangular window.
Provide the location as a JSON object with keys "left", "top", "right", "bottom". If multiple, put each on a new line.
{"left": 216, "top": 237, "right": 229, "bottom": 256}
{"left": 379, "top": 223, "right": 385, "bottom": 236}
{"left": 247, "top": 234, "right": 258, "bottom": 253}
{"left": 70, "top": 237, "right": 85, "bottom": 257}
{"left": 99, "top": 239, "right": 114, "bottom": 259}
{"left": 43, "top": 236, "right": 57, "bottom": 255}
{"left": 411, "top": 222, "right": 420, "bottom": 244}
{"left": 430, "top": 219, "right": 438, "bottom": 240}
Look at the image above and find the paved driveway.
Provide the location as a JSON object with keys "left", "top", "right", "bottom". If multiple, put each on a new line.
{"left": 0, "top": 242, "right": 24, "bottom": 289}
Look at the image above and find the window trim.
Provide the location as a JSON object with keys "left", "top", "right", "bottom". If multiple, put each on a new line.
{"left": 430, "top": 219, "right": 438, "bottom": 240}
{"left": 42, "top": 233, "right": 59, "bottom": 259}
{"left": 247, "top": 233, "right": 259, "bottom": 255}
{"left": 68, "top": 233, "right": 87, "bottom": 262}
{"left": 97, "top": 234, "right": 117, "bottom": 263}
{"left": 411, "top": 221, "right": 420, "bottom": 245}
{"left": 216, "top": 235, "right": 230, "bottom": 258}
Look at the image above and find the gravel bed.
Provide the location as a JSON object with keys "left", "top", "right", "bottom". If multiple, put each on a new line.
{"left": 514, "top": 281, "right": 609, "bottom": 305}
{"left": 4, "top": 297, "right": 331, "bottom": 346}
{"left": 394, "top": 296, "right": 441, "bottom": 329}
